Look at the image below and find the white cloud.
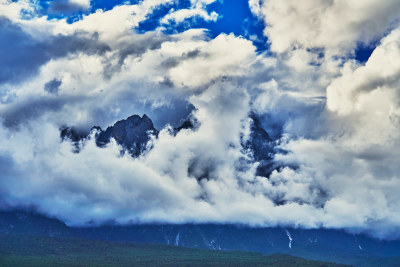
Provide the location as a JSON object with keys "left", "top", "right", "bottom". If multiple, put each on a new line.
{"left": 268, "top": 26, "right": 400, "bottom": 237}
{"left": 248, "top": 0, "right": 262, "bottom": 18}
{"left": 254, "top": 0, "right": 400, "bottom": 55}
{"left": 0, "top": 0, "right": 31, "bottom": 20}
{"left": 161, "top": 8, "right": 218, "bottom": 24}
{"left": 327, "top": 28, "right": 400, "bottom": 117}
{"left": 69, "top": 0, "right": 90, "bottom": 9}
{"left": 2, "top": 0, "right": 400, "bottom": 240}
{"left": 190, "top": 0, "right": 218, "bottom": 8}
{"left": 158, "top": 0, "right": 219, "bottom": 35}
{"left": 167, "top": 34, "right": 256, "bottom": 88}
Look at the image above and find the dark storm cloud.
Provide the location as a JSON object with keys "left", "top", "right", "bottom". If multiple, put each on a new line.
{"left": 0, "top": 17, "right": 43, "bottom": 85}
{"left": 161, "top": 49, "right": 205, "bottom": 69}
{"left": 183, "top": 49, "right": 201, "bottom": 59}
{"left": 49, "top": 0, "right": 88, "bottom": 14}
{"left": 44, "top": 79, "right": 62, "bottom": 94}
{"left": 1, "top": 83, "right": 193, "bottom": 132}
{"left": 161, "top": 58, "right": 180, "bottom": 68}
{"left": 0, "top": 16, "right": 110, "bottom": 86}
{"left": 158, "top": 76, "right": 174, "bottom": 87}
{"left": 1, "top": 95, "right": 86, "bottom": 128}
{"left": 103, "top": 32, "right": 173, "bottom": 79}
{"left": 118, "top": 34, "right": 170, "bottom": 64}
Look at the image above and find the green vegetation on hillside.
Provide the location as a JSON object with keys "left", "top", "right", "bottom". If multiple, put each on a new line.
{"left": 0, "top": 234, "right": 348, "bottom": 267}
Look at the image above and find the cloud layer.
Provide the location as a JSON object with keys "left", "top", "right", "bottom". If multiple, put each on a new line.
{"left": 1, "top": 0, "right": 400, "bottom": 239}
{"left": 252, "top": 0, "right": 400, "bottom": 55}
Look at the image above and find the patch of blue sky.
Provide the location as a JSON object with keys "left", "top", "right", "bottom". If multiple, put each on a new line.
{"left": 136, "top": 1, "right": 180, "bottom": 33}
{"left": 354, "top": 42, "right": 377, "bottom": 63}
{"left": 90, "top": 0, "right": 141, "bottom": 12}
{"left": 26, "top": 0, "right": 268, "bottom": 52}
{"left": 137, "top": 0, "right": 269, "bottom": 52}
{"left": 205, "top": 0, "right": 267, "bottom": 49}
{"left": 306, "top": 47, "right": 324, "bottom": 67}
{"left": 28, "top": 0, "right": 85, "bottom": 22}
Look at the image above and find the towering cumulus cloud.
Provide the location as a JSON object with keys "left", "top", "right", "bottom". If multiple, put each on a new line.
{"left": 1, "top": 0, "right": 400, "bottom": 239}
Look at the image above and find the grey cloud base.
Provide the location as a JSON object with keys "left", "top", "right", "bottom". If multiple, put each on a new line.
{"left": 0, "top": 16, "right": 109, "bottom": 86}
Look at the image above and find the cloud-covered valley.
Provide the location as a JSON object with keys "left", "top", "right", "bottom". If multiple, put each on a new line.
{"left": 1, "top": 0, "right": 400, "bottom": 240}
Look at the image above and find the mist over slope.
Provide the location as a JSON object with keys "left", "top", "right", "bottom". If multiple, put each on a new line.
{"left": 0, "top": 210, "right": 399, "bottom": 266}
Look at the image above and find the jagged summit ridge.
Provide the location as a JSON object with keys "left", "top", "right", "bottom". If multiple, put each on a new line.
{"left": 244, "top": 113, "right": 275, "bottom": 177}
{"left": 61, "top": 114, "right": 158, "bottom": 156}
{"left": 60, "top": 113, "right": 275, "bottom": 177}
{"left": 94, "top": 114, "right": 158, "bottom": 157}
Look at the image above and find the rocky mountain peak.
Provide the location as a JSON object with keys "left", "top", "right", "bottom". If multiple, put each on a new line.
{"left": 96, "top": 114, "right": 158, "bottom": 157}
{"left": 243, "top": 112, "right": 276, "bottom": 177}
{"left": 60, "top": 113, "right": 275, "bottom": 176}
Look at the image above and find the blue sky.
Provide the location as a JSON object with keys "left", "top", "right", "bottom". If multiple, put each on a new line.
{"left": 33, "top": 0, "right": 377, "bottom": 60}
{"left": 36, "top": 0, "right": 269, "bottom": 51}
